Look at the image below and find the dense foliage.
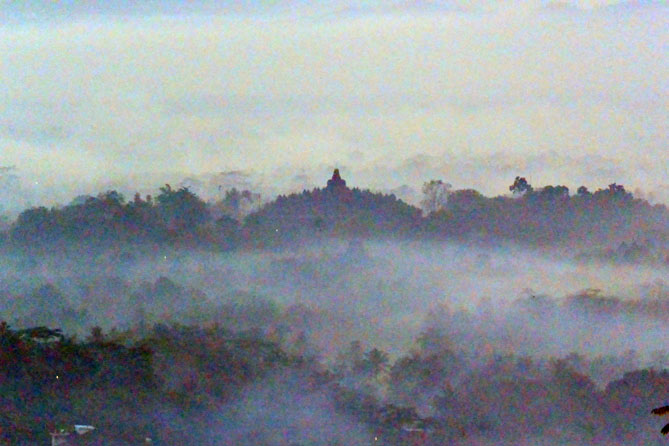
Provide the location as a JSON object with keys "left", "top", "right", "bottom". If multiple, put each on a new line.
{"left": 424, "top": 182, "right": 668, "bottom": 250}
{"left": 0, "top": 172, "right": 667, "bottom": 444}
{"left": 3, "top": 174, "right": 668, "bottom": 263}
{"left": 0, "top": 322, "right": 298, "bottom": 445}
{"left": 1, "top": 319, "right": 668, "bottom": 445}
{"left": 8, "top": 187, "right": 224, "bottom": 249}
{"left": 244, "top": 186, "right": 423, "bottom": 245}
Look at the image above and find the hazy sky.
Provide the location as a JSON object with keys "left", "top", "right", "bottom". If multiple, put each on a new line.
{"left": 0, "top": 0, "right": 667, "bottom": 208}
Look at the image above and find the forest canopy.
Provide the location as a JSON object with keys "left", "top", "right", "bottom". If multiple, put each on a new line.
{"left": 2, "top": 171, "right": 667, "bottom": 263}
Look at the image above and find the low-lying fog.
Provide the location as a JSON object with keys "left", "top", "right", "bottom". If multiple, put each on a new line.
{"left": 2, "top": 240, "right": 667, "bottom": 363}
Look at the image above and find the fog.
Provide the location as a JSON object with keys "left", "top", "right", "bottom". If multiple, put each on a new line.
{"left": 1, "top": 1, "right": 667, "bottom": 213}
{"left": 2, "top": 224, "right": 669, "bottom": 443}
{"left": 1, "top": 177, "right": 668, "bottom": 444}
{"left": 211, "top": 370, "right": 373, "bottom": 446}
{"left": 2, "top": 239, "right": 667, "bottom": 361}
{"left": 1, "top": 1, "right": 668, "bottom": 444}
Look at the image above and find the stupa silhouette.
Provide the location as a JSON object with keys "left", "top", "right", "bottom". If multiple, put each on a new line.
{"left": 326, "top": 168, "right": 347, "bottom": 191}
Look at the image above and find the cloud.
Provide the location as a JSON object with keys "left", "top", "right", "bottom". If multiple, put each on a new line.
{"left": 0, "top": 3, "right": 666, "bottom": 207}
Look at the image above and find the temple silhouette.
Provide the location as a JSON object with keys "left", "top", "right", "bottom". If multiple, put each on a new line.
{"left": 326, "top": 168, "right": 347, "bottom": 192}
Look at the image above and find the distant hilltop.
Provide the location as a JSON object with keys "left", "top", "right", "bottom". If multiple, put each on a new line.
{"left": 244, "top": 168, "right": 422, "bottom": 243}
{"left": 1, "top": 169, "right": 668, "bottom": 258}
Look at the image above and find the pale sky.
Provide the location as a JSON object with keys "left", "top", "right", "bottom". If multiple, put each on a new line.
{"left": 0, "top": 0, "right": 667, "bottom": 210}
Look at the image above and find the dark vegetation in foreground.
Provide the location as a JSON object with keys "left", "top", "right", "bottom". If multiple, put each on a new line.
{"left": 1, "top": 265, "right": 668, "bottom": 445}
{"left": 1, "top": 171, "right": 668, "bottom": 444}
{"left": 1, "top": 320, "right": 668, "bottom": 446}
{"left": 1, "top": 171, "right": 668, "bottom": 264}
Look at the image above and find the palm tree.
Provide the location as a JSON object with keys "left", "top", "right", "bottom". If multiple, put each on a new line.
{"left": 651, "top": 405, "right": 669, "bottom": 435}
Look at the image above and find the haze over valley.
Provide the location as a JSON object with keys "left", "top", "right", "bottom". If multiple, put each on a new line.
{"left": 0, "top": 1, "right": 668, "bottom": 445}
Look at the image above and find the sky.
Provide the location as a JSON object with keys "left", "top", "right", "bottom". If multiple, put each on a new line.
{"left": 0, "top": 0, "right": 667, "bottom": 211}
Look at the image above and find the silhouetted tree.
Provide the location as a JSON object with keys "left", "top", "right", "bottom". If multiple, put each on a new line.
{"left": 362, "top": 348, "right": 389, "bottom": 377}
{"left": 214, "top": 188, "right": 262, "bottom": 221}
{"left": 156, "top": 184, "right": 209, "bottom": 235}
{"left": 608, "top": 183, "right": 627, "bottom": 195}
{"left": 421, "top": 180, "right": 452, "bottom": 215}
{"left": 509, "top": 176, "right": 533, "bottom": 195}
{"left": 537, "top": 185, "right": 569, "bottom": 200}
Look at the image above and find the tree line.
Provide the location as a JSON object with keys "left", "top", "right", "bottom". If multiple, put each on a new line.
{"left": 1, "top": 176, "right": 668, "bottom": 258}
{"left": 1, "top": 320, "right": 668, "bottom": 445}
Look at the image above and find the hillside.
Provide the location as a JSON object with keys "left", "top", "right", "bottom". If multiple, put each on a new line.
{"left": 1, "top": 171, "right": 667, "bottom": 261}
{"left": 243, "top": 169, "right": 423, "bottom": 245}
